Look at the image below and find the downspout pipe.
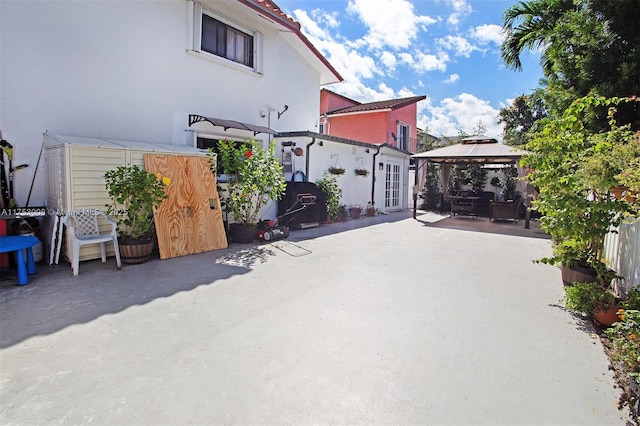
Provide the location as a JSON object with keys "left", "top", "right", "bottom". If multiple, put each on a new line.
{"left": 371, "top": 147, "right": 381, "bottom": 207}
{"left": 305, "top": 137, "right": 316, "bottom": 179}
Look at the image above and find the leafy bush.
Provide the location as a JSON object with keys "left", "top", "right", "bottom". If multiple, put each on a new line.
{"left": 216, "top": 138, "right": 286, "bottom": 225}
{"left": 605, "top": 309, "right": 640, "bottom": 381}
{"left": 563, "top": 282, "right": 617, "bottom": 315}
{"left": 104, "top": 165, "right": 170, "bottom": 240}
{"left": 315, "top": 172, "right": 342, "bottom": 220}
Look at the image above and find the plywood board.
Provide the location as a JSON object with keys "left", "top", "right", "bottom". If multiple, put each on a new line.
{"left": 144, "top": 154, "right": 227, "bottom": 259}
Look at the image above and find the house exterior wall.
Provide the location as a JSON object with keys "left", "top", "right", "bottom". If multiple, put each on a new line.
{"left": 1, "top": 0, "right": 325, "bottom": 208}
{"left": 325, "top": 112, "right": 388, "bottom": 145}
{"left": 276, "top": 134, "right": 409, "bottom": 212}
{"left": 320, "top": 89, "right": 357, "bottom": 113}
{"left": 320, "top": 91, "right": 420, "bottom": 154}
{"left": 387, "top": 103, "right": 419, "bottom": 153}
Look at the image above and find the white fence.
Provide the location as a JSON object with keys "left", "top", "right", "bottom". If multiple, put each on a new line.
{"left": 604, "top": 216, "right": 640, "bottom": 297}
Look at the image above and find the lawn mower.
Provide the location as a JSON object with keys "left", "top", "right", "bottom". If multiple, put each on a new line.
{"left": 256, "top": 193, "right": 316, "bottom": 241}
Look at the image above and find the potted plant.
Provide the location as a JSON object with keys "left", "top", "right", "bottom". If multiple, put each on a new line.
{"left": 524, "top": 96, "right": 638, "bottom": 285}
{"left": 104, "top": 165, "right": 171, "bottom": 264}
{"left": 604, "top": 308, "right": 640, "bottom": 413}
{"left": 337, "top": 205, "right": 348, "bottom": 222}
{"left": 315, "top": 172, "right": 342, "bottom": 222}
{"left": 216, "top": 138, "right": 286, "bottom": 243}
{"left": 328, "top": 166, "right": 345, "bottom": 175}
{"left": 563, "top": 281, "right": 620, "bottom": 326}
{"left": 348, "top": 205, "right": 362, "bottom": 219}
{"left": 499, "top": 165, "right": 519, "bottom": 201}
{"left": 354, "top": 168, "right": 369, "bottom": 177}
{"left": 366, "top": 202, "right": 376, "bottom": 216}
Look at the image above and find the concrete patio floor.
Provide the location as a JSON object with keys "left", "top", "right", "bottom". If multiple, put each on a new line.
{"left": 0, "top": 211, "right": 630, "bottom": 425}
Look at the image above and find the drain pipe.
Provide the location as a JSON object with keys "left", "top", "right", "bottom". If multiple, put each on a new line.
{"left": 305, "top": 137, "right": 316, "bottom": 179}
{"left": 371, "top": 147, "right": 381, "bottom": 207}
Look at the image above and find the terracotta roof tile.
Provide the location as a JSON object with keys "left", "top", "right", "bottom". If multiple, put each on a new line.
{"left": 328, "top": 95, "right": 427, "bottom": 114}
{"left": 240, "top": 0, "right": 342, "bottom": 83}
{"left": 251, "top": 0, "right": 300, "bottom": 29}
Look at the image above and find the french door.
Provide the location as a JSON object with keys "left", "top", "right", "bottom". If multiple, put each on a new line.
{"left": 384, "top": 162, "right": 401, "bottom": 209}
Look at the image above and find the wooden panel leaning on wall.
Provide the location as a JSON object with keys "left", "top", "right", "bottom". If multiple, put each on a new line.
{"left": 144, "top": 154, "right": 227, "bottom": 259}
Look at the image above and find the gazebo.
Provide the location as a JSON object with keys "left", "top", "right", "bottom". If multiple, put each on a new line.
{"left": 411, "top": 136, "right": 530, "bottom": 222}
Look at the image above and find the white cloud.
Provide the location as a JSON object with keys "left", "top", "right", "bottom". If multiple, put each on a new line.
{"left": 397, "top": 87, "right": 417, "bottom": 98}
{"left": 347, "top": 0, "right": 437, "bottom": 50}
{"left": 470, "top": 24, "right": 504, "bottom": 46}
{"left": 443, "top": 73, "right": 459, "bottom": 84}
{"left": 418, "top": 93, "right": 503, "bottom": 139}
{"left": 411, "top": 51, "right": 450, "bottom": 73}
{"left": 437, "top": 35, "right": 477, "bottom": 57}
{"left": 326, "top": 81, "right": 396, "bottom": 104}
{"left": 445, "top": 0, "right": 472, "bottom": 26}
{"left": 380, "top": 51, "right": 397, "bottom": 71}
{"left": 292, "top": 9, "right": 330, "bottom": 40}
{"left": 293, "top": 9, "right": 382, "bottom": 82}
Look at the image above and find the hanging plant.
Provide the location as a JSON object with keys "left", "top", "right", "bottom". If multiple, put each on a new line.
{"left": 328, "top": 166, "right": 345, "bottom": 175}
{"left": 354, "top": 168, "right": 369, "bottom": 176}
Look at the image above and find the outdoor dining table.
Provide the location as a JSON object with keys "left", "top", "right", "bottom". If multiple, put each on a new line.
{"left": 0, "top": 235, "right": 38, "bottom": 285}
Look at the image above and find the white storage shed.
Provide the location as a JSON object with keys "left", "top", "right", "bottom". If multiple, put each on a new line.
{"left": 43, "top": 133, "right": 208, "bottom": 263}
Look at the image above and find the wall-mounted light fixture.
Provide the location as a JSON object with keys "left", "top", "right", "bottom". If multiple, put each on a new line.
{"left": 277, "top": 105, "right": 289, "bottom": 119}
{"left": 379, "top": 162, "right": 384, "bottom": 170}
{"left": 365, "top": 148, "right": 370, "bottom": 153}
{"left": 317, "top": 140, "right": 323, "bottom": 146}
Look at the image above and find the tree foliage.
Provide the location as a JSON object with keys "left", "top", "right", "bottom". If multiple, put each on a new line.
{"left": 498, "top": 91, "right": 547, "bottom": 146}
{"left": 501, "top": 0, "right": 640, "bottom": 131}
{"left": 523, "top": 96, "right": 638, "bottom": 268}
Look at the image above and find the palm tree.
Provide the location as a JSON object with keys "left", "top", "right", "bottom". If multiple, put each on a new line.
{"left": 500, "top": 0, "right": 577, "bottom": 72}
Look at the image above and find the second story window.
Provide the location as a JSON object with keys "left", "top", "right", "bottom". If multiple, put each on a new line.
{"left": 397, "top": 122, "right": 409, "bottom": 151}
{"left": 188, "top": 2, "right": 261, "bottom": 73}
{"left": 201, "top": 14, "right": 253, "bottom": 68}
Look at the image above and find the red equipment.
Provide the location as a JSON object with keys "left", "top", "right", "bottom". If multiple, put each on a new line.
{"left": 256, "top": 194, "right": 316, "bottom": 241}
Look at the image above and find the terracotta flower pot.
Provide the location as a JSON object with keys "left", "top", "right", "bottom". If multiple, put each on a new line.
{"left": 349, "top": 208, "right": 362, "bottom": 219}
{"left": 593, "top": 303, "right": 622, "bottom": 327}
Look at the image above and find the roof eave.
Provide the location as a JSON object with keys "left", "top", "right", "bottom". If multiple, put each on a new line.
{"left": 239, "top": 0, "right": 343, "bottom": 85}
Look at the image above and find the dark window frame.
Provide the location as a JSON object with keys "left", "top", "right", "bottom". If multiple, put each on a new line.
{"left": 201, "top": 14, "right": 254, "bottom": 68}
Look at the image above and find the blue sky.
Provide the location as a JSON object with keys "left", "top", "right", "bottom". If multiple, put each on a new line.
{"left": 276, "top": 0, "right": 543, "bottom": 140}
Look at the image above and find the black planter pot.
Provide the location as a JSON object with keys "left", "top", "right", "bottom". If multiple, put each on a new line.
{"left": 229, "top": 223, "right": 258, "bottom": 243}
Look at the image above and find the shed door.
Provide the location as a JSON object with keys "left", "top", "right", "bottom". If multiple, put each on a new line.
{"left": 144, "top": 154, "right": 227, "bottom": 259}
{"left": 385, "top": 162, "right": 401, "bottom": 210}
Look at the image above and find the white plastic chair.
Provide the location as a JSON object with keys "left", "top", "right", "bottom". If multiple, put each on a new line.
{"left": 62, "top": 209, "right": 121, "bottom": 276}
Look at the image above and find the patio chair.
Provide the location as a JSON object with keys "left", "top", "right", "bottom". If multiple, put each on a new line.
{"left": 489, "top": 198, "right": 524, "bottom": 223}
{"left": 62, "top": 209, "right": 121, "bottom": 276}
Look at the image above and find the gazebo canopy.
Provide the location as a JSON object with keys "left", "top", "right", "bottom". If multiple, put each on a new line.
{"left": 411, "top": 137, "right": 530, "bottom": 218}
{"left": 411, "top": 136, "right": 527, "bottom": 164}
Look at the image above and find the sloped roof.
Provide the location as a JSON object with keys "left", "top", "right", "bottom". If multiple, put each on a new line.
{"left": 278, "top": 131, "right": 411, "bottom": 156}
{"left": 412, "top": 138, "right": 527, "bottom": 164}
{"left": 328, "top": 95, "right": 427, "bottom": 115}
{"left": 240, "top": 0, "right": 343, "bottom": 85}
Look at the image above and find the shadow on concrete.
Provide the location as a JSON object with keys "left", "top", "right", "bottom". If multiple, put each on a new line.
{"left": 414, "top": 209, "right": 551, "bottom": 240}
{"left": 0, "top": 212, "right": 413, "bottom": 349}
{"left": 285, "top": 210, "right": 414, "bottom": 242}
{"left": 0, "top": 244, "right": 276, "bottom": 349}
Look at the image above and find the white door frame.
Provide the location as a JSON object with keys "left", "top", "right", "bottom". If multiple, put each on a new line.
{"left": 384, "top": 160, "right": 403, "bottom": 211}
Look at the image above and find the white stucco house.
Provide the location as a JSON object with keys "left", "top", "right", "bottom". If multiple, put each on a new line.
{"left": 275, "top": 132, "right": 411, "bottom": 212}
{"left": 0, "top": 0, "right": 341, "bottom": 211}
